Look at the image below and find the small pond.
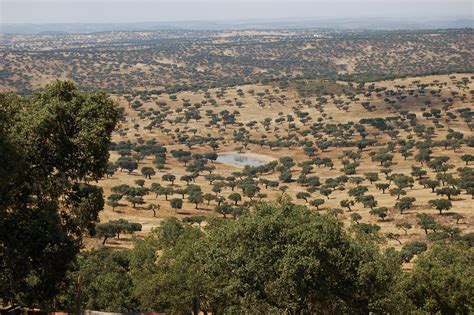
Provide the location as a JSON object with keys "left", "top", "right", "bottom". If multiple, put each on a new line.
{"left": 216, "top": 153, "right": 272, "bottom": 167}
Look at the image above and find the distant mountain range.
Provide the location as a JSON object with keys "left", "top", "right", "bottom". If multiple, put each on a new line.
{"left": 1, "top": 17, "right": 472, "bottom": 34}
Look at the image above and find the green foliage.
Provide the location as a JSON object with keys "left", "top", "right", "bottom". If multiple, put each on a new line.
{"left": 0, "top": 81, "right": 119, "bottom": 306}
{"left": 96, "top": 219, "right": 142, "bottom": 244}
{"left": 141, "top": 166, "right": 156, "bottom": 179}
{"left": 416, "top": 213, "right": 439, "bottom": 234}
{"left": 128, "top": 218, "right": 202, "bottom": 310}
{"left": 340, "top": 199, "right": 355, "bottom": 211}
{"left": 364, "top": 172, "right": 379, "bottom": 183}
{"left": 400, "top": 241, "right": 427, "bottom": 262}
{"left": 127, "top": 200, "right": 401, "bottom": 313}
{"left": 354, "top": 223, "right": 381, "bottom": 235}
{"left": 188, "top": 191, "right": 203, "bottom": 208}
{"left": 57, "top": 247, "right": 139, "bottom": 312}
{"left": 116, "top": 156, "right": 137, "bottom": 174}
{"left": 296, "top": 191, "right": 311, "bottom": 202}
{"left": 126, "top": 196, "right": 145, "bottom": 208}
{"left": 395, "top": 222, "right": 412, "bottom": 235}
{"left": 394, "top": 244, "right": 474, "bottom": 313}
{"left": 370, "top": 207, "right": 388, "bottom": 221}
{"left": 436, "top": 187, "right": 461, "bottom": 200}
{"left": 0, "top": 202, "right": 79, "bottom": 307}
{"left": 395, "top": 196, "right": 416, "bottom": 214}
{"left": 170, "top": 198, "right": 183, "bottom": 211}
{"left": 428, "top": 198, "right": 452, "bottom": 214}
{"left": 227, "top": 192, "right": 242, "bottom": 205}
{"left": 51, "top": 202, "right": 474, "bottom": 314}
{"left": 310, "top": 198, "right": 325, "bottom": 210}
{"left": 162, "top": 173, "right": 176, "bottom": 185}
{"left": 215, "top": 202, "right": 233, "bottom": 218}
{"left": 68, "top": 183, "right": 104, "bottom": 235}
{"left": 350, "top": 212, "right": 362, "bottom": 223}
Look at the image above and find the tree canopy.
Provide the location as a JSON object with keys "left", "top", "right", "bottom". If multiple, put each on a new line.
{"left": 126, "top": 198, "right": 402, "bottom": 314}
{"left": 0, "top": 81, "right": 120, "bottom": 306}
{"left": 37, "top": 197, "right": 474, "bottom": 314}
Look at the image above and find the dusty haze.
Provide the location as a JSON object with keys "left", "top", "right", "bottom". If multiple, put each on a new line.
{"left": 1, "top": 0, "right": 472, "bottom": 24}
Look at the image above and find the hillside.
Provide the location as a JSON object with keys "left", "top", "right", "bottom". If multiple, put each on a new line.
{"left": 92, "top": 73, "right": 474, "bottom": 252}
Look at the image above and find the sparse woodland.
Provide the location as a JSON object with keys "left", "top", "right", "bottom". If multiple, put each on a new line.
{"left": 0, "top": 29, "right": 473, "bottom": 313}
{"left": 0, "top": 29, "right": 472, "bottom": 94}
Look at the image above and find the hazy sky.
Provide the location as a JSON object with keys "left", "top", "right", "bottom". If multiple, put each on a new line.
{"left": 1, "top": 0, "right": 472, "bottom": 24}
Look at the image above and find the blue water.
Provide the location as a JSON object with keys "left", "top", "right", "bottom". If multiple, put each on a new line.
{"left": 216, "top": 154, "right": 267, "bottom": 167}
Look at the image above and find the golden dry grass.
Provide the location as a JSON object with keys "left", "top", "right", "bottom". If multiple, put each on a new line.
{"left": 86, "top": 73, "right": 474, "bottom": 250}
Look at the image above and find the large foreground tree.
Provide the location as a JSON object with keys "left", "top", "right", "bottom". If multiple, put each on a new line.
{"left": 129, "top": 197, "right": 402, "bottom": 314}
{"left": 0, "top": 81, "right": 120, "bottom": 307}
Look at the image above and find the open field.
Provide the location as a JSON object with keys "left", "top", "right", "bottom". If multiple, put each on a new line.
{"left": 2, "top": 27, "right": 472, "bottom": 259}
{"left": 91, "top": 72, "right": 474, "bottom": 252}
